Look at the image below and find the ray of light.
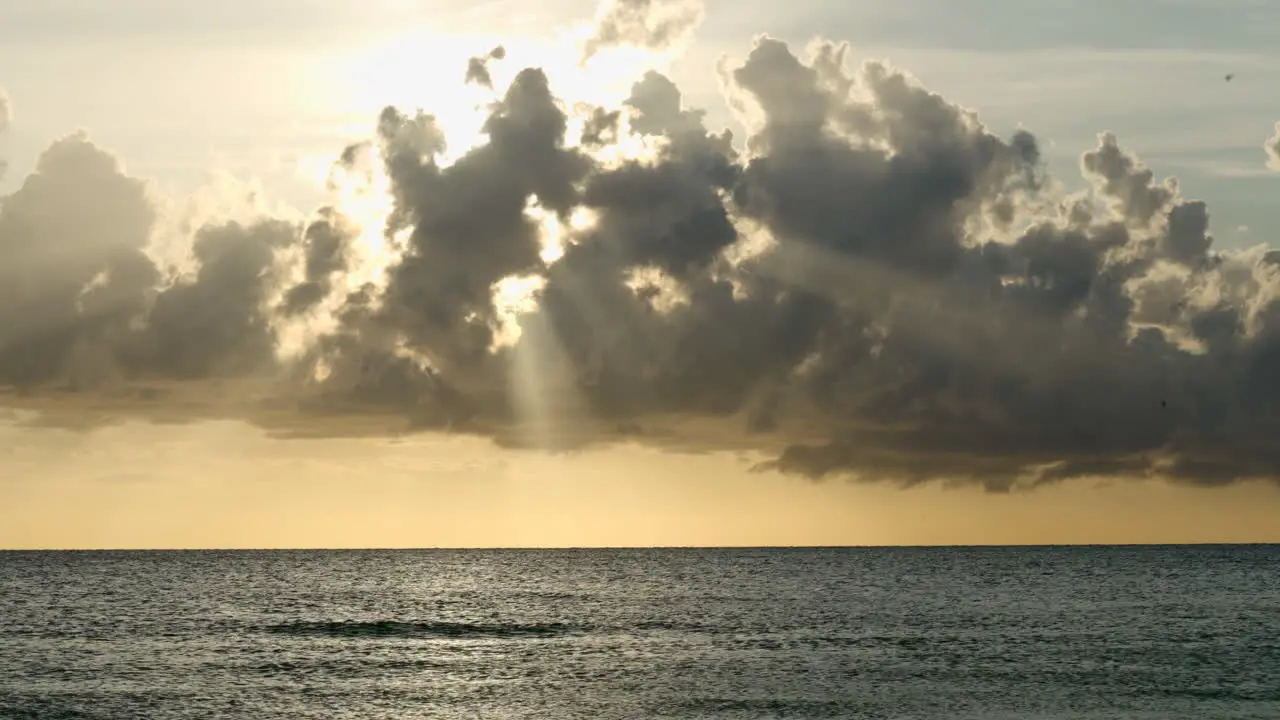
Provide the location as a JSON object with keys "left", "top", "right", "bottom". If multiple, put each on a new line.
{"left": 506, "top": 296, "right": 589, "bottom": 452}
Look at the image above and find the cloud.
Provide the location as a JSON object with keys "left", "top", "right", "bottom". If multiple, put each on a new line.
{"left": 0, "top": 88, "right": 10, "bottom": 179}
{"left": 4, "top": 24, "right": 1280, "bottom": 492}
{"left": 465, "top": 45, "right": 508, "bottom": 90}
{"left": 581, "top": 0, "right": 705, "bottom": 62}
{"left": 1267, "top": 121, "right": 1280, "bottom": 172}
{"left": 0, "top": 130, "right": 304, "bottom": 394}
{"left": 0, "top": 88, "right": 10, "bottom": 134}
{"left": 0, "top": 132, "right": 159, "bottom": 388}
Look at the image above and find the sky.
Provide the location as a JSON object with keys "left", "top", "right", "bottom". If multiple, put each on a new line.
{"left": 2, "top": 0, "right": 1280, "bottom": 548}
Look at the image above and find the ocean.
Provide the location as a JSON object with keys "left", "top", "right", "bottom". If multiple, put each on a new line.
{"left": 1, "top": 546, "right": 1278, "bottom": 719}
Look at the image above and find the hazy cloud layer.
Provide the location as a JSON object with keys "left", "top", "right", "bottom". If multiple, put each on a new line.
{"left": 0, "top": 88, "right": 10, "bottom": 179}
{"left": 3, "top": 21, "right": 1280, "bottom": 491}
{"left": 581, "top": 0, "right": 705, "bottom": 62}
{"left": 0, "top": 89, "right": 10, "bottom": 133}
{"left": 1266, "top": 122, "right": 1280, "bottom": 172}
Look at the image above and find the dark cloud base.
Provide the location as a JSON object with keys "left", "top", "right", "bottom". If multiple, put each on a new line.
{"left": 2, "top": 34, "right": 1280, "bottom": 492}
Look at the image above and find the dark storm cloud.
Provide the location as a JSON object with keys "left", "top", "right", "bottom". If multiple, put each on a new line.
{"left": 0, "top": 132, "right": 158, "bottom": 388}
{"left": 293, "top": 67, "right": 598, "bottom": 423}
{"left": 279, "top": 208, "right": 358, "bottom": 316}
{"left": 530, "top": 37, "right": 1280, "bottom": 490}
{"left": 581, "top": 0, "right": 704, "bottom": 62}
{"left": 576, "top": 71, "right": 739, "bottom": 277}
{"left": 142, "top": 218, "right": 298, "bottom": 379}
{"left": 5, "top": 30, "right": 1280, "bottom": 491}
{"left": 700, "top": 40, "right": 1258, "bottom": 489}
{"left": 579, "top": 107, "right": 621, "bottom": 147}
{"left": 0, "top": 129, "right": 302, "bottom": 391}
{"left": 374, "top": 68, "right": 591, "bottom": 375}
{"left": 464, "top": 45, "right": 508, "bottom": 90}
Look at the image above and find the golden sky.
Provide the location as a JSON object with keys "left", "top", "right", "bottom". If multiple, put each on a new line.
{"left": 3, "top": 417, "right": 1278, "bottom": 549}
{"left": 4, "top": 0, "right": 1280, "bottom": 549}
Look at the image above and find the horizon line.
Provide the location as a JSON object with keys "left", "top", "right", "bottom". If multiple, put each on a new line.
{"left": 3, "top": 542, "right": 1278, "bottom": 552}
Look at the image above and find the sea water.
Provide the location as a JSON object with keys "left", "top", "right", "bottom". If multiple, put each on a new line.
{"left": 2, "top": 546, "right": 1278, "bottom": 719}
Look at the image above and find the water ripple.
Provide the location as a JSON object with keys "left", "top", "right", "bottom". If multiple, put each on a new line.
{"left": 262, "top": 619, "right": 578, "bottom": 639}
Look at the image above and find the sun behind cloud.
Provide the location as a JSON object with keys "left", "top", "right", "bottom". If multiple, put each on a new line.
{"left": 3, "top": 0, "right": 1280, "bottom": 501}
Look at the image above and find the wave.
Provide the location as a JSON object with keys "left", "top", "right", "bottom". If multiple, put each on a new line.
{"left": 632, "top": 619, "right": 716, "bottom": 633}
{"left": 262, "top": 620, "right": 576, "bottom": 639}
{"left": 0, "top": 700, "right": 107, "bottom": 720}
{"left": 672, "top": 697, "right": 857, "bottom": 717}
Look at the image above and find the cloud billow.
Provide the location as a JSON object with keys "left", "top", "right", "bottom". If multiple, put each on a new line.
{"left": 465, "top": 45, "right": 508, "bottom": 90}
{"left": 581, "top": 0, "right": 705, "bottom": 62}
{"left": 2, "top": 29, "right": 1280, "bottom": 492}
